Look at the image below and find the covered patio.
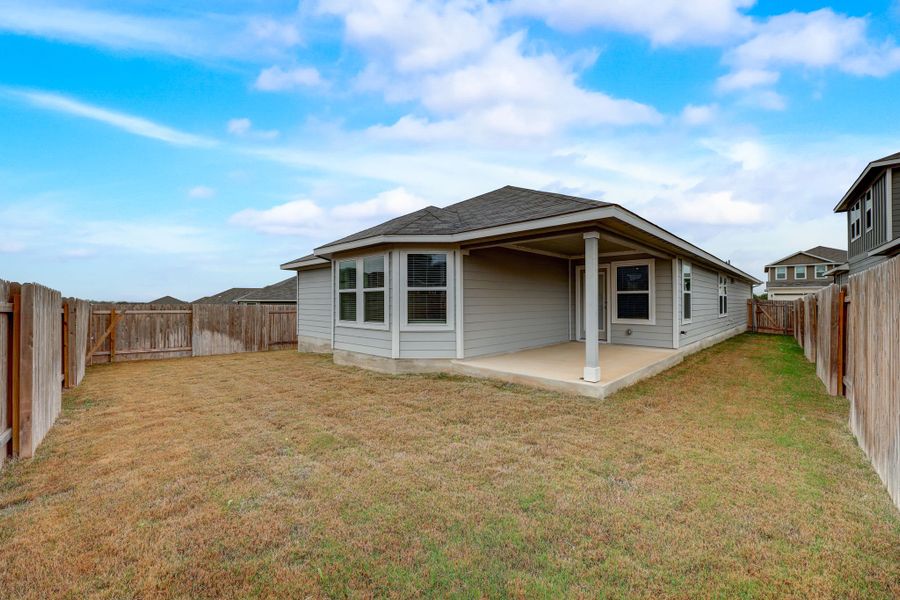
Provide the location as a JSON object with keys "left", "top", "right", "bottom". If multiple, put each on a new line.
{"left": 452, "top": 341, "right": 682, "bottom": 399}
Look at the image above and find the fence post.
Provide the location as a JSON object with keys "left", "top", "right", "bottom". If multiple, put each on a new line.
{"left": 61, "top": 301, "right": 70, "bottom": 388}
{"left": 109, "top": 308, "right": 117, "bottom": 363}
{"left": 10, "top": 291, "right": 20, "bottom": 457}
{"left": 836, "top": 287, "right": 846, "bottom": 395}
{"left": 747, "top": 299, "right": 753, "bottom": 332}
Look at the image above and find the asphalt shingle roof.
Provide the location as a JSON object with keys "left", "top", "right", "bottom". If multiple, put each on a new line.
{"left": 803, "top": 246, "right": 848, "bottom": 263}
{"left": 237, "top": 277, "right": 295, "bottom": 303}
{"left": 325, "top": 186, "right": 611, "bottom": 246}
{"left": 874, "top": 151, "right": 900, "bottom": 163}
{"left": 193, "top": 287, "right": 259, "bottom": 304}
{"left": 147, "top": 295, "right": 187, "bottom": 304}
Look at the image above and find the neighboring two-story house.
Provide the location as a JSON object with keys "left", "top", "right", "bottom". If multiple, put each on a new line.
{"left": 828, "top": 151, "right": 900, "bottom": 283}
{"left": 764, "top": 246, "right": 847, "bottom": 300}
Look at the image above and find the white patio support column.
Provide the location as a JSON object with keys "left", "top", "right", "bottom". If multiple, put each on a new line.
{"left": 583, "top": 232, "right": 601, "bottom": 383}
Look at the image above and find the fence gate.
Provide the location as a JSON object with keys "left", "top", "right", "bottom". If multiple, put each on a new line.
{"left": 747, "top": 299, "right": 795, "bottom": 334}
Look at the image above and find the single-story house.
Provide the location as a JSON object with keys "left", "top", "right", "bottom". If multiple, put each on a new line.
{"left": 147, "top": 295, "right": 187, "bottom": 304}
{"left": 234, "top": 278, "right": 296, "bottom": 306}
{"left": 281, "top": 186, "right": 760, "bottom": 398}
{"left": 194, "top": 287, "right": 259, "bottom": 304}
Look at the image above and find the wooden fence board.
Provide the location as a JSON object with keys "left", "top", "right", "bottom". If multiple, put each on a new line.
{"left": 847, "top": 256, "right": 900, "bottom": 509}
{"left": 746, "top": 299, "right": 795, "bottom": 334}
{"left": 18, "top": 283, "right": 62, "bottom": 459}
{"left": 0, "top": 279, "right": 9, "bottom": 466}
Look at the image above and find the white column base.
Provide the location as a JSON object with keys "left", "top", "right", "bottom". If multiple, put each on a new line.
{"left": 583, "top": 366, "right": 601, "bottom": 383}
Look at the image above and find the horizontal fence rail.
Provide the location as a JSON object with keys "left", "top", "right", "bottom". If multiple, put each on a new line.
{"left": 747, "top": 299, "right": 795, "bottom": 334}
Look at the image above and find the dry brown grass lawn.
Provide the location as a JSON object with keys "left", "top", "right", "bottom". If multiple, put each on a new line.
{"left": 0, "top": 334, "right": 898, "bottom": 599}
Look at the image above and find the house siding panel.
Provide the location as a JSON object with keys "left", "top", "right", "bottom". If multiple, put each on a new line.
{"left": 679, "top": 263, "right": 751, "bottom": 347}
{"left": 849, "top": 172, "right": 888, "bottom": 262}
{"left": 463, "top": 248, "right": 569, "bottom": 358}
{"left": 334, "top": 326, "right": 392, "bottom": 357}
{"left": 893, "top": 169, "right": 900, "bottom": 240}
{"left": 297, "top": 267, "right": 332, "bottom": 341}
{"left": 400, "top": 330, "right": 456, "bottom": 359}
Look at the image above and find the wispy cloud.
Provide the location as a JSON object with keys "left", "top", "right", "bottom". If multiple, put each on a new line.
{"left": 254, "top": 65, "right": 322, "bottom": 91}
{"left": 0, "top": 1, "right": 302, "bottom": 60}
{"left": 188, "top": 186, "right": 216, "bottom": 199}
{"left": 7, "top": 88, "right": 217, "bottom": 147}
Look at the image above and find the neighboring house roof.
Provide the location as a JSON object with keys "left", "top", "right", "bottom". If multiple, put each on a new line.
{"left": 835, "top": 151, "right": 900, "bottom": 211}
{"left": 283, "top": 185, "right": 760, "bottom": 284}
{"left": 765, "top": 246, "right": 847, "bottom": 268}
{"left": 147, "top": 295, "right": 187, "bottom": 304}
{"left": 193, "top": 287, "right": 259, "bottom": 304}
{"left": 236, "top": 277, "right": 295, "bottom": 303}
{"left": 326, "top": 186, "right": 611, "bottom": 246}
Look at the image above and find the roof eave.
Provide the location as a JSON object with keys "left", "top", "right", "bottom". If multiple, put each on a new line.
{"left": 280, "top": 257, "right": 329, "bottom": 270}
{"left": 312, "top": 205, "right": 761, "bottom": 285}
{"left": 834, "top": 158, "right": 900, "bottom": 212}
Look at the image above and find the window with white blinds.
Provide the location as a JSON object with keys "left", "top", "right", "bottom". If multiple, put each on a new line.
{"left": 406, "top": 253, "right": 448, "bottom": 324}
{"left": 611, "top": 259, "right": 655, "bottom": 324}
{"left": 718, "top": 274, "right": 728, "bottom": 317}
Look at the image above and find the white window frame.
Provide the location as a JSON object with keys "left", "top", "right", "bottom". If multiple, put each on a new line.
{"left": 864, "top": 188, "right": 873, "bottom": 232}
{"left": 850, "top": 200, "right": 861, "bottom": 241}
{"left": 718, "top": 273, "right": 728, "bottom": 318}
{"left": 611, "top": 259, "right": 656, "bottom": 325}
{"left": 775, "top": 266, "right": 787, "bottom": 280}
{"left": 334, "top": 252, "right": 390, "bottom": 330}
{"left": 815, "top": 264, "right": 828, "bottom": 279}
{"left": 681, "top": 261, "right": 692, "bottom": 325}
{"left": 794, "top": 265, "right": 807, "bottom": 280}
{"left": 400, "top": 249, "right": 455, "bottom": 331}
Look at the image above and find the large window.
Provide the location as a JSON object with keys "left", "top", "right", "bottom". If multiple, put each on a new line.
{"left": 336, "top": 254, "right": 388, "bottom": 328}
{"left": 794, "top": 265, "right": 806, "bottom": 279}
{"left": 815, "top": 264, "right": 828, "bottom": 279}
{"left": 612, "top": 260, "right": 654, "bottom": 324}
{"left": 775, "top": 266, "right": 786, "bottom": 280}
{"left": 681, "top": 261, "right": 692, "bottom": 324}
{"left": 718, "top": 274, "right": 728, "bottom": 317}
{"left": 404, "top": 252, "right": 449, "bottom": 326}
{"left": 850, "top": 200, "right": 861, "bottom": 240}
{"left": 865, "top": 189, "right": 873, "bottom": 232}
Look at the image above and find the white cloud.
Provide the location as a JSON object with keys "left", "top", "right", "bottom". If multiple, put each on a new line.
{"left": 230, "top": 187, "right": 428, "bottom": 237}
{"left": 0, "top": 240, "right": 25, "bottom": 253}
{"left": 8, "top": 88, "right": 216, "bottom": 147}
{"left": 319, "top": 0, "right": 500, "bottom": 72}
{"left": 188, "top": 186, "right": 215, "bottom": 199}
{"left": 680, "top": 104, "right": 718, "bottom": 126}
{"left": 368, "top": 33, "right": 661, "bottom": 140}
{"left": 507, "top": 0, "right": 754, "bottom": 46}
{"left": 0, "top": 2, "right": 302, "bottom": 60}
{"left": 227, "top": 117, "right": 279, "bottom": 139}
{"left": 254, "top": 66, "right": 321, "bottom": 91}
{"left": 718, "top": 8, "right": 900, "bottom": 101}
{"left": 716, "top": 68, "right": 779, "bottom": 92}
{"left": 655, "top": 191, "right": 765, "bottom": 225}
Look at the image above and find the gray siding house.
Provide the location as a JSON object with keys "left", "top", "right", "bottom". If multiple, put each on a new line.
{"left": 282, "top": 187, "right": 759, "bottom": 393}
{"left": 764, "top": 246, "right": 847, "bottom": 301}
{"left": 830, "top": 152, "right": 900, "bottom": 282}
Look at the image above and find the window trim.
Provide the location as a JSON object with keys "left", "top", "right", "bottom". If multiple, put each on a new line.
{"left": 814, "top": 264, "right": 828, "bottom": 279}
{"left": 400, "top": 249, "right": 455, "bottom": 331}
{"left": 611, "top": 259, "right": 656, "bottom": 325}
{"left": 775, "top": 266, "right": 787, "bottom": 280}
{"left": 718, "top": 273, "right": 728, "bottom": 318}
{"left": 794, "top": 265, "right": 807, "bottom": 280}
{"left": 334, "top": 252, "right": 390, "bottom": 331}
{"left": 864, "top": 189, "right": 873, "bottom": 232}
{"left": 681, "top": 260, "right": 692, "bottom": 325}
{"left": 850, "top": 200, "right": 862, "bottom": 241}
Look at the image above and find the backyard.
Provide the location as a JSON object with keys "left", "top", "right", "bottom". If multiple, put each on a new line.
{"left": 0, "top": 334, "right": 897, "bottom": 598}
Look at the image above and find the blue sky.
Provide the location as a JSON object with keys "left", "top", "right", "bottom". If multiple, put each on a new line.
{"left": 1, "top": 1, "right": 899, "bottom": 300}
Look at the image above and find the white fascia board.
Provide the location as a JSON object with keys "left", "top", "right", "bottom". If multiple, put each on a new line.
{"left": 280, "top": 257, "right": 329, "bottom": 270}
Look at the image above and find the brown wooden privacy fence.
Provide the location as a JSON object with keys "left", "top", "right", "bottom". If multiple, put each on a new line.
{"left": 792, "top": 255, "right": 900, "bottom": 510}
{"left": 1, "top": 279, "right": 84, "bottom": 466}
{"left": 747, "top": 299, "right": 795, "bottom": 334}
{"left": 86, "top": 304, "right": 298, "bottom": 364}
